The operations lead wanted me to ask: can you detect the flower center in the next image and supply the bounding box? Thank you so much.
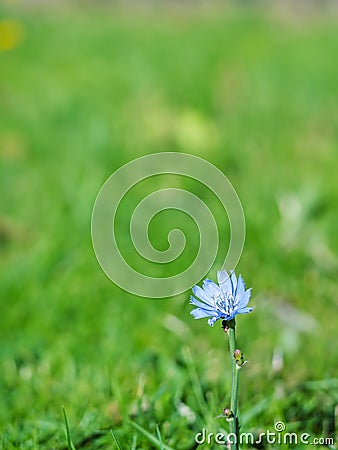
[214,292,235,316]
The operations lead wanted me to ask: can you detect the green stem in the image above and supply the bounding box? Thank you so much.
[228,320,239,450]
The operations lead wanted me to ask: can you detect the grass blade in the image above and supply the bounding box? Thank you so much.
[62,406,77,450]
[131,433,137,450]
[182,347,209,418]
[110,429,123,450]
[129,421,175,450]
[155,424,164,450]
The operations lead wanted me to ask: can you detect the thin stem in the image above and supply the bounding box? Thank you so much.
[228,320,239,450]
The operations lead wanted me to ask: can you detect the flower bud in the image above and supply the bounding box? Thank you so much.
[222,408,234,420]
[234,349,242,359]
[234,349,244,367]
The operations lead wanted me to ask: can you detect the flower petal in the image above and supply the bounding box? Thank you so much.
[192,285,214,306]
[236,306,254,315]
[236,288,252,309]
[208,316,218,326]
[230,271,237,294]
[190,307,212,319]
[190,296,216,313]
[217,270,232,294]
[235,274,246,296]
[202,279,221,299]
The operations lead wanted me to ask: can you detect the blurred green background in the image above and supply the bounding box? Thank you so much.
[0,1,337,449]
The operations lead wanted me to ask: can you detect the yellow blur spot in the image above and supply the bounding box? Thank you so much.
[0,19,24,51]
[174,109,220,154]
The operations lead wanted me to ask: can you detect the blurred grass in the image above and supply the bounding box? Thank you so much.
[0,2,337,449]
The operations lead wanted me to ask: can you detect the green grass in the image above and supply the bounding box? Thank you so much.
[0,2,337,449]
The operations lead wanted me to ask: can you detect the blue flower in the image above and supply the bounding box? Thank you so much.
[190,270,253,326]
